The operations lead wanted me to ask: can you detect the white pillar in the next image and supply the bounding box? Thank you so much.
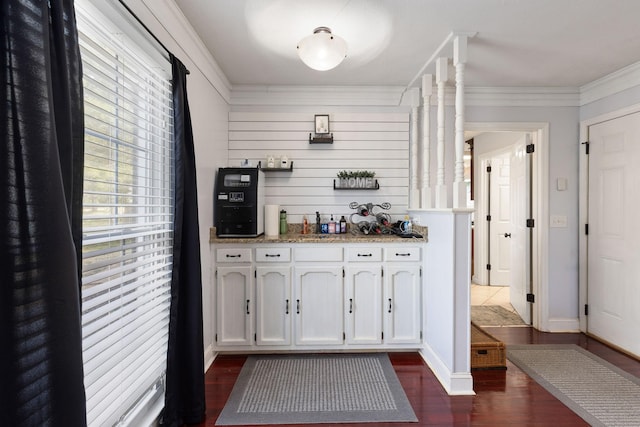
[453,36,467,208]
[421,74,433,209]
[435,57,448,209]
[409,88,421,208]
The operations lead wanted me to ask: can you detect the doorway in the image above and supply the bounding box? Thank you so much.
[466,122,549,330]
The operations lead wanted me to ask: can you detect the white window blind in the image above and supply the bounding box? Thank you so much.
[76,1,174,425]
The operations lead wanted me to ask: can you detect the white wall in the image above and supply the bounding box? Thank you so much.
[123,0,230,367]
[228,111,410,223]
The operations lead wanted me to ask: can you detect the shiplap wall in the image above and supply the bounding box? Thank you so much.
[228,111,410,224]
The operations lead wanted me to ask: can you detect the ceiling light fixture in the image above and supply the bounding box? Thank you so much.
[297,27,347,71]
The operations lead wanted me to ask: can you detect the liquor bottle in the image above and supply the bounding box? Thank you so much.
[358,205,369,216]
[375,212,390,226]
[358,222,370,235]
[340,216,347,233]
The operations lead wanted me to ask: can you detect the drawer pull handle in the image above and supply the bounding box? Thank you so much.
[226,254,242,258]
[357,253,372,257]
[285,299,289,315]
[265,253,281,257]
[349,298,353,313]
[395,252,411,257]
[388,298,392,313]
[296,299,300,314]
[246,299,250,315]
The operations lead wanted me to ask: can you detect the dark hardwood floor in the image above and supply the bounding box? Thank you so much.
[193,328,640,426]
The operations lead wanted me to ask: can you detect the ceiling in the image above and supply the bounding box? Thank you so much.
[174,0,640,89]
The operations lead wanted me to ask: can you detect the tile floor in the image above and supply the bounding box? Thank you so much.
[470,283,513,308]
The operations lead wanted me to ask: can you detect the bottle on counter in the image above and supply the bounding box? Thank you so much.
[340,215,347,233]
[315,211,321,234]
[328,215,336,234]
[302,215,309,234]
[358,222,370,235]
[375,212,391,226]
[358,205,369,216]
[279,210,287,234]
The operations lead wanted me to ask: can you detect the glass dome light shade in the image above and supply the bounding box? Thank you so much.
[297,27,347,71]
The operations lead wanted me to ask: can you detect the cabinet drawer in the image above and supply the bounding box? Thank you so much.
[216,247,252,263]
[347,247,382,262]
[385,247,421,262]
[294,246,343,262]
[256,247,291,262]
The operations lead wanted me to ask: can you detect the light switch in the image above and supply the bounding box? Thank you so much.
[550,215,567,228]
[557,178,567,191]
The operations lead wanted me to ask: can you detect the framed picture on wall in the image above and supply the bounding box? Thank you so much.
[315,114,330,134]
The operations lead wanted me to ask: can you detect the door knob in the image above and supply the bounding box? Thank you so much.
[504,233,512,238]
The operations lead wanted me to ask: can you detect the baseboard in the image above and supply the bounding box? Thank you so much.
[545,317,580,333]
[204,343,216,372]
[419,345,475,396]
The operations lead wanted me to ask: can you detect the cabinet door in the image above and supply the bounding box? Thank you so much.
[345,265,383,345]
[294,266,344,345]
[216,265,253,346]
[384,264,422,344]
[255,266,291,346]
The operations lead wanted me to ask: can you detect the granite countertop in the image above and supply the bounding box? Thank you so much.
[210,225,427,244]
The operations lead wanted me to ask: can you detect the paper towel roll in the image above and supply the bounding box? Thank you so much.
[264,204,280,237]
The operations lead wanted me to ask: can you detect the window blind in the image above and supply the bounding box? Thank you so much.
[76,1,174,425]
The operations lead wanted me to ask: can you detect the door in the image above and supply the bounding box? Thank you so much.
[216,265,253,346]
[489,153,511,285]
[587,113,640,357]
[345,265,383,345]
[384,264,422,344]
[509,135,531,323]
[294,266,344,345]
[255,266,291,346]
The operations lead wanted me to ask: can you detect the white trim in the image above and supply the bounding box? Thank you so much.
[466,122,549,331]
[578,102,640,333]
[545,317,581,333]
[230,85,407,106]
[466,87,580,107]
[419,346,475,396]
[580,60,640,106]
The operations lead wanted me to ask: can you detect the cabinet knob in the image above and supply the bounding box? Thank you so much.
[226,254,241,258]
[285,299,289,315]
[395,253,410,257]
[349,298,353,313]
[388,298,392,313]
[246,299,250,315]
[357,253,372,257]
[296,299,300,314]
[266,253,281,257]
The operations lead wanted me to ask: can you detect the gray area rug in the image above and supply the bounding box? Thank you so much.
[507,344,640,426]
[215,353,418,425]
[471,305,526,326]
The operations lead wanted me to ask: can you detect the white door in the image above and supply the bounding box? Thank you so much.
[294,266,344,345]
[383,264,422,344]
[489,153,511,285]
[587,113,640,357]
[345,265,383,345]
[255,266,291,346]
[216,265,253,346]
[509,135,531,323]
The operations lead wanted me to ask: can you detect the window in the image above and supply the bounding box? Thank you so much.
[76,1,174,425]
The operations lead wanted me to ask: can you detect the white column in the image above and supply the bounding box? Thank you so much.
[421,74,433,208]
[453,36,468,208]
[435,57,448,208]
[409,88,421,208]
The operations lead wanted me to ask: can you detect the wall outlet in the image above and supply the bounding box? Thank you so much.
[550,215,568,228]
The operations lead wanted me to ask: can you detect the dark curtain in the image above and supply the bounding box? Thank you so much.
[161,55,206,427]
[1,1,86,427]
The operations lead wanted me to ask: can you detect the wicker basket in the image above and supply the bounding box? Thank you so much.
[471,322,507,370]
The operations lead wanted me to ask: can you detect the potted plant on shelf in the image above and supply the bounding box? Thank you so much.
[337,170,376,188]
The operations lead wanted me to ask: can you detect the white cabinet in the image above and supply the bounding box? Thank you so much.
[294,246,344,345]
[255,247,291,346]
[345,248,383,345]
[384,247,422,344]
[213,242,423,351]
[216,265,253,346]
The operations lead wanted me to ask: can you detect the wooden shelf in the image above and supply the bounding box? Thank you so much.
[333,179,379,190]
[258,161,293,171]
[309,133,333,144]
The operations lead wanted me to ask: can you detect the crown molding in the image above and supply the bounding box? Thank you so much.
[230,85,409,107]
[137,0,232,102]
[580,60,640,106]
